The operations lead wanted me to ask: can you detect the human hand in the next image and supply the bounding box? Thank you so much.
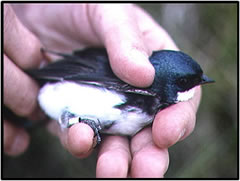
[12,4,202,177]
[3,4,46,156]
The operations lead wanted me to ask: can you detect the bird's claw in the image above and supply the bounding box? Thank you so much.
[78,118,102,146]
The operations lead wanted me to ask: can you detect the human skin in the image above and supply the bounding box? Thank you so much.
[4,4,201,177]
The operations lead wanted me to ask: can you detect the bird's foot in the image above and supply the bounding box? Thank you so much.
[59,110,102,146]
[78,118,102,146]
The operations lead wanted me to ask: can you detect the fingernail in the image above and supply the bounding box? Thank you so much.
[130,48,151,67]
[177,128,186,141]
[130,48,149,59]
[39,59,48,68]
[10,130,29,155]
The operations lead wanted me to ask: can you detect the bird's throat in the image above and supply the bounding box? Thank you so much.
[176,87,195,102]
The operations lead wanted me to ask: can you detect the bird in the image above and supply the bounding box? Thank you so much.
[26,48,214,144]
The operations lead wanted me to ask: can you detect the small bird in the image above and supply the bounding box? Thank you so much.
[26,48,214,144]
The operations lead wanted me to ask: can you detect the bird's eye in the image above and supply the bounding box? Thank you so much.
[177,77,189,88]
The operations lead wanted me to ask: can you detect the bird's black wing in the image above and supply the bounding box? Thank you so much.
[26,48,156,96]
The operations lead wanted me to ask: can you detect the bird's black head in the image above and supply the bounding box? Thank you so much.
[149,50,214,104]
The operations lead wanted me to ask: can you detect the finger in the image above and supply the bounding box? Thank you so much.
[48,122,94,158]
[67,123,94,158]
[178,86,202,141]
[96,136,131,178]
[4,4,43,69]
[152,86,202,148]
[130,127,169,178]
[4,120,30,156]
[133,5,179,51]
[4,55,43,119]
[12,4,99,52]
[87,4,155,87]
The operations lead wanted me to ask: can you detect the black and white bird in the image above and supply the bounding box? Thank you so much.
[26,48,214,144]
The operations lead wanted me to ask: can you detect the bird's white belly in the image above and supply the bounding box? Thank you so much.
[38,81,153,136]
[102,108,153,136]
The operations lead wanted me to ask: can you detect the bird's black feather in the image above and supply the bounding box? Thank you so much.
[26,48,156,96]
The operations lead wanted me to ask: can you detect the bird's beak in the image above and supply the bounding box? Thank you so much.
[200,74,215,85]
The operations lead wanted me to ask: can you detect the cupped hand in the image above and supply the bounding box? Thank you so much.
[11,4,202,177]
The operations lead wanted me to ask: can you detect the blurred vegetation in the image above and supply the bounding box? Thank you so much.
[3,3,238,178]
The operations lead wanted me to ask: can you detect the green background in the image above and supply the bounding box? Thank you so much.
[3,3,238,178]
